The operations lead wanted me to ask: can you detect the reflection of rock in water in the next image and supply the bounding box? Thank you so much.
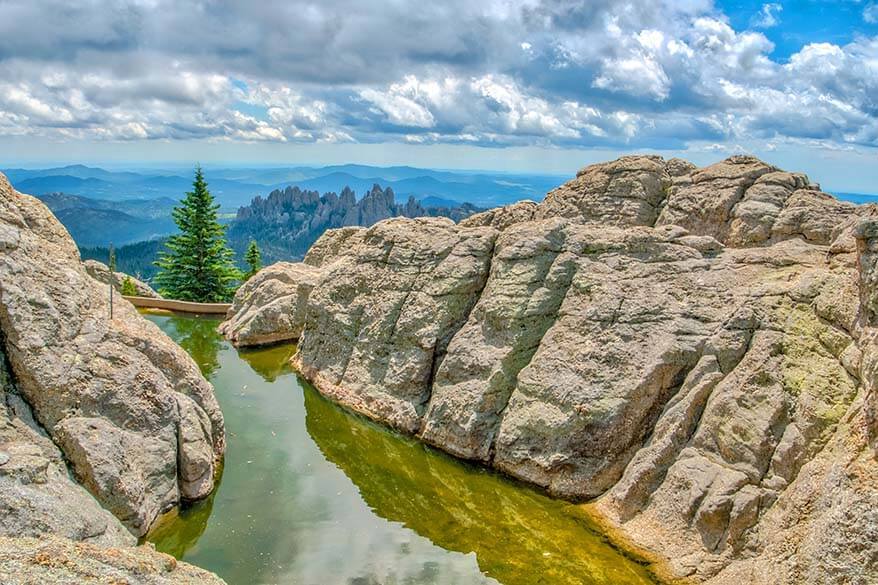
[238,343,296,382]
[301,378,657,585]
[145,465,222,558]
[162,314,226,378]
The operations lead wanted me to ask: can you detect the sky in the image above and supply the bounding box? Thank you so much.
[1,0,877,191]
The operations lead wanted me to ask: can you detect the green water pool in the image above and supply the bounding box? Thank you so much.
[143,311,658,585]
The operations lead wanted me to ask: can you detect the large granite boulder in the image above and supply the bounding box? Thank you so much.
[219,261,323,346]
[231,155,876,584]
[0,174,225,538]
[82,259,161,298]
[293,217,497,433]
[219,226,367,347]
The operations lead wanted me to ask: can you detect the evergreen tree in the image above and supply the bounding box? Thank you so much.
[154,166,240,302]
[120,275,137,296]
[244,240,262,280]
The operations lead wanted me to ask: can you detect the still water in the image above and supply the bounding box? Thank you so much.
[144,312,658,585]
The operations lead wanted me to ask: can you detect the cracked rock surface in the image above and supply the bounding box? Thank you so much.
[0,172,225,583]
[0,536,226,584]
[226,155,878,584]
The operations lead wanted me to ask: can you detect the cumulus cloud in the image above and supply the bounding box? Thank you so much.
[0,0,875,152]
[866,3,878,24]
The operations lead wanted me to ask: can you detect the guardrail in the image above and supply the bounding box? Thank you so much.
[123,295,231,315]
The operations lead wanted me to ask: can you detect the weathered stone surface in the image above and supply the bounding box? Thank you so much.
[459,200,538,231]
[219,262,323,346]
[0,175,224,537]
[0,346,134,547]
[82,259,161,298]
[293,217,496,433]
[235,155,876,584]
[303,226,365,267]
[0,536,227,584]
[534,155,671,226]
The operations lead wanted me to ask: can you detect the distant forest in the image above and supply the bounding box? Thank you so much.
[80,239,167,282]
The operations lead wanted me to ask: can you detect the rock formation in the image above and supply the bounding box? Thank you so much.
[0,343,133,547]
[83,258,161,298]
[218,261,322,346]
[0,173,227,582]
[223,155,878,584]
[227,183,480,263]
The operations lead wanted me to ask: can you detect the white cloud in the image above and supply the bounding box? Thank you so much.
[865,3,878,24]
[593,52,671,100]
[0,0,874,153]
[750,3,782,29]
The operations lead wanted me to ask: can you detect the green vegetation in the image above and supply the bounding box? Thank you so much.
[154,167,240,302]
[244,239,262,280]
[120,275,137,296]
[81,239,166,283]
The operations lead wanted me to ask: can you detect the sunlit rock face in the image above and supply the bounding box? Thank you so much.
[219,262,323,347]
[230,155,878,584]
[0,174,224,538]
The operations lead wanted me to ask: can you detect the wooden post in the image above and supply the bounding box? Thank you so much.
[109,243,114,320]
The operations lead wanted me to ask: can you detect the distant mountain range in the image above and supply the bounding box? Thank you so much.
[37,193,177,247]
[228,184,481,263]
[5,163,563,210]
[47,181,483,279]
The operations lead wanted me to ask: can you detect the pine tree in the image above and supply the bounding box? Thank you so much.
[121,275,137,296]
[244,240,262,280]
[154,166,241,302]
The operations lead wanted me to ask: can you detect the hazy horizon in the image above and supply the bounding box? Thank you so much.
[1,1,877,193]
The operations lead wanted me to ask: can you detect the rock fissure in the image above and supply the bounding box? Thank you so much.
[220,155,877,585]
[0,177,225,544]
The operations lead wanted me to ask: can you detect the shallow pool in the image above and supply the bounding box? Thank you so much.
[144,312,657,585]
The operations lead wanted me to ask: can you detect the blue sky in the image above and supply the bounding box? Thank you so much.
[1,0,877,192]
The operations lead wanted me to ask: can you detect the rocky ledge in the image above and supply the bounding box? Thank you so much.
[0,174,225,582]
[83,258,162,298]
[222,155,878,584]
[0,536,225,585]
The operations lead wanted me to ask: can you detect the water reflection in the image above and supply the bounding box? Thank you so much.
[238,343,297,382]
[303,382,655,585]
[146,470,220,557]
[144,312,657,585]
[148,311,225,377]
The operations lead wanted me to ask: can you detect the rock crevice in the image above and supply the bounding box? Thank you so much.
[0,174,225,539]
[221,155,877,584]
